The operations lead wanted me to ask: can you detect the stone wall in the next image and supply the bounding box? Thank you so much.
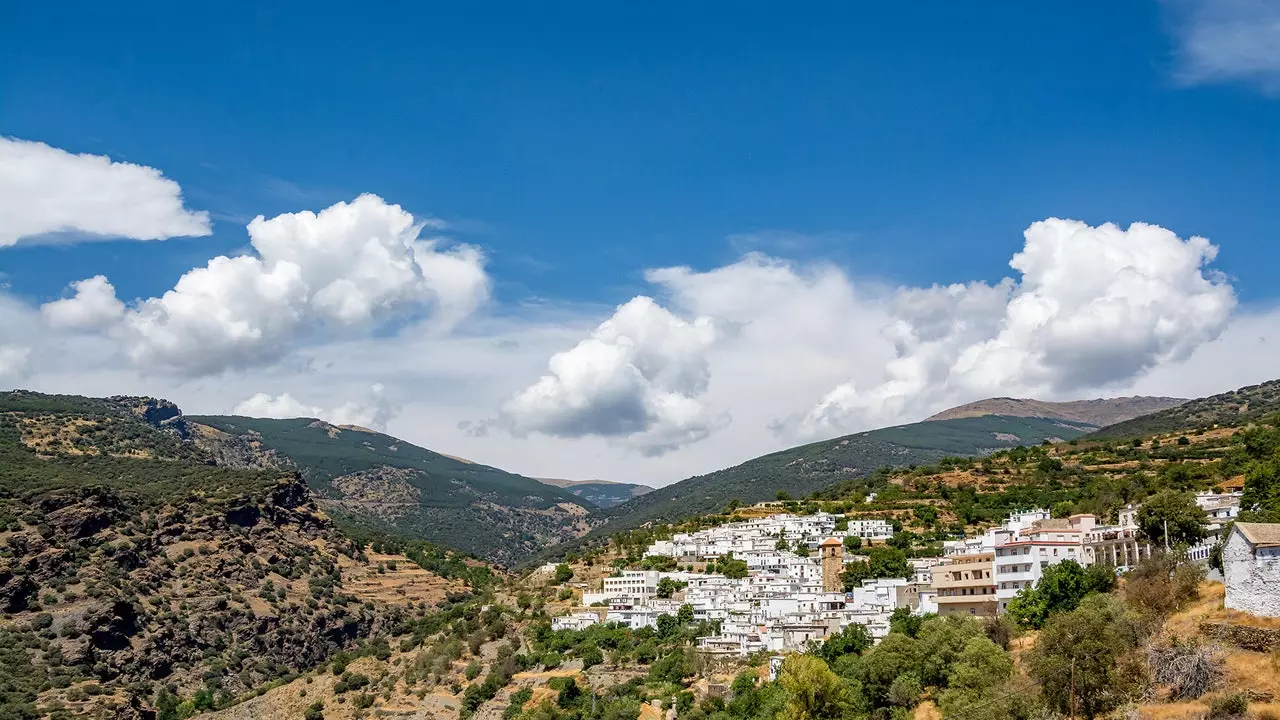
[1199,621,1280,653]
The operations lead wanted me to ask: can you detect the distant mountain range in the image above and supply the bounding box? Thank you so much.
[533,477,653,508]
[186,415,594,566]
[578,394,1189,542]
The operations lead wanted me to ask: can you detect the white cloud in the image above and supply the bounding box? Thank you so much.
[233,383,396,430]
[0,137,211,246]
[1166,0,1280,92]
[0,345,30,388]
[44,194,491,376]
[791,218,1235,438]
[499,296,723,456]
[41,276,127,330]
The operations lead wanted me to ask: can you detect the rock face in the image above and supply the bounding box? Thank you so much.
[0,473,438,716]
[108,395,192,439]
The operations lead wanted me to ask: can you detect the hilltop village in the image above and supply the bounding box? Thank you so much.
[547,488,1254,656]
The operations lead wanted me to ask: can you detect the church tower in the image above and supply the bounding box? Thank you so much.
[820,537,844,592]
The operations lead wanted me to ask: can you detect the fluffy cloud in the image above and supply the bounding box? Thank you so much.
[0,137,210,246]
[41,276,127,330]
[1166,0,1280,92]
[499,296,723,456]
[44,194,491,376]
[233,383,396,430]
[792,219,1236,437]
[0,345,30,387]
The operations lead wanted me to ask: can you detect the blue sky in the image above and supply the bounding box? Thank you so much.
[2,1,1278,484]
[4,1,1277,306]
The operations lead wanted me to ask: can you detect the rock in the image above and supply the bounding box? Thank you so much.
[83,600,141,651]
[0,569,38,613]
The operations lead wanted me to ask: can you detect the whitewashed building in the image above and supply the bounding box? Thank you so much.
[1223,522,1280,617]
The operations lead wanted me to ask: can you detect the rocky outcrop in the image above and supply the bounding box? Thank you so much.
[108,395,191,440]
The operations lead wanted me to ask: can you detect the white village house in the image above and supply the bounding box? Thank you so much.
[1223,522,1280,617]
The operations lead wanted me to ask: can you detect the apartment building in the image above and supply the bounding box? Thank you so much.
[993,540,1085,610]
[933,552,997,616]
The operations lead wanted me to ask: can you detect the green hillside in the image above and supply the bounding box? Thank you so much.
[593,414,1095,534]
[188,415,594,565]
[1089,378,1280,440]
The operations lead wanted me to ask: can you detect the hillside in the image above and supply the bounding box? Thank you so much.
[533,478,653,508]
[925,395,1185,425]
[186,415,596,567]
[1089,378,1280,440]
[590,415,1096,537]
[0,391,483,719]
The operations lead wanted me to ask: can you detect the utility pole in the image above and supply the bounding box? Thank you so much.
[1164,518,1171,553]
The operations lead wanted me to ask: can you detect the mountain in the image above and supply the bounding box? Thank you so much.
[186,415,595,566]
[925,395,1185,426]
[591,414,1097,536]
[1089,378,1280,439]
[533,477,653,508]
[0,391,478,718]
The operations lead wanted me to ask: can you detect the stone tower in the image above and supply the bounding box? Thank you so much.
[820,537,844,593]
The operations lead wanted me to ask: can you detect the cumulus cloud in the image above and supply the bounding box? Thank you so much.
[233,383,397,430]
[0,345,30,387]
[41,276,127,330]
[499,296,723,456]
[1165,0,1280,92]
[44,194,491,376]
[790,218,1236,438]
[0,137,211,246]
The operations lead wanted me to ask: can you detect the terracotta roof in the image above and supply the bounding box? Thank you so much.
[819,538,842,547]
[1234,522,1280,548]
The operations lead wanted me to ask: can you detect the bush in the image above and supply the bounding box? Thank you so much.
[303,700,324,720]
[1207,692,1248,719]
[1146,638,1224,699]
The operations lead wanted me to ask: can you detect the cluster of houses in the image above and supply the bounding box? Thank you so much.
[549,492,1279,656]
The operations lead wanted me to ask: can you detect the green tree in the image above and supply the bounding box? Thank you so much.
[1005,559,1116,629]
[719,557,749,579]
[1027,594,1144,719]
[812,623,871,663]
[778,655,849,720]
[776,537,791,551]
[1240,426,1280,521]
[842,535,862,551]
[1136,491,1207,548]
[841,547,910,590]
[677,603,695,625]
[553,563,575,584]
[656,577,686,599]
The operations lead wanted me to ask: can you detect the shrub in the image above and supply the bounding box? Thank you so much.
[1146,638,1224,699]
[303,701,324,720]
[1207,693,1248,719]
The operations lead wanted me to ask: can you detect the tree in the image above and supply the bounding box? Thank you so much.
[303,701,324,720]
[777,490,793,501]
[656,613,680,639]
[719,557,749,579]
[841,547,910,590]
[775,537,790,552]
[553,564,574,584]
[888,607,929,638]
[812,623,870,663]
[778,655,849,720]
[1027,594,1144,719]
[656,577,686,599]
[842,535,862,551]
[1240,426,1280,521]
[677,603,694,625]
[1136,491,1207,549]
[1004,559,1116,629]
[913,505,938,525]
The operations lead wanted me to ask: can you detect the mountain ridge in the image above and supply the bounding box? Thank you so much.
[925,395,1186,425]
[185,415,596,566]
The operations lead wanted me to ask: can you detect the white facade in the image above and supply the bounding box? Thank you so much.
[1223,523,1280,618]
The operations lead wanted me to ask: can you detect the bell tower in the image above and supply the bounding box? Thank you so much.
[820,538,844,592]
